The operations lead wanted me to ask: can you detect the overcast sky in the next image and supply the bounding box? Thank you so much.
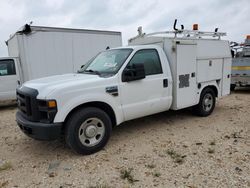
[0,0,249,56]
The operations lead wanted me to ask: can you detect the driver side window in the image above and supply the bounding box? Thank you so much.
[127,49,162,76]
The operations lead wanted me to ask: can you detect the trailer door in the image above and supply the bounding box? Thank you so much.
[175,43,197,109]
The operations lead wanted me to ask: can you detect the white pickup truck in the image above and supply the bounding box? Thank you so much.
[16,23,231,154]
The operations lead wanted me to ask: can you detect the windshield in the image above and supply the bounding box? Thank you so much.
[79,49,133,76]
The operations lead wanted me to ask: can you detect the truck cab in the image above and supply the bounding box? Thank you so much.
[16,25,231,155]
[0,57,20,105]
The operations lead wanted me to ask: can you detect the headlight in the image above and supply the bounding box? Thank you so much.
[38,99,57,123]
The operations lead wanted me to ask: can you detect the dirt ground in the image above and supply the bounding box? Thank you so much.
[0,89,249,188]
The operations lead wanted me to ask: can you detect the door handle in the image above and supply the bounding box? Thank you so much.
[163,79,168,88]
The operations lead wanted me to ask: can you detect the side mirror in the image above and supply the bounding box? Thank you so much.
[122,63,145,82]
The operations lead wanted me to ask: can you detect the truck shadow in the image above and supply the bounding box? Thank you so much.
[0,104,17,111]
[113,108,194,134]
[23,108,195,158]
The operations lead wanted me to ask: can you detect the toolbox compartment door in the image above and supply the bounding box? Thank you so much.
[175,43,198,109]
[222,58,232,96]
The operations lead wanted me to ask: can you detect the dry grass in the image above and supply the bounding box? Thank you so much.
[120,168,139,184]
[166,149,186,164]
[88,183,111,188]
[145,163,156,169]
[0,161,12,172]
[0,181,9,188]
[208,148,215,154]
[209,140,216,146]
[153,172,161,177]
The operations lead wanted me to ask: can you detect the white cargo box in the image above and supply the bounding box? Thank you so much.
[7,25,122,82]
[129,31,231,110]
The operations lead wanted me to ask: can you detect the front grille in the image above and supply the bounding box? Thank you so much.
[16,86,57,123]
[16,86,39,121]
[17,92,32,115]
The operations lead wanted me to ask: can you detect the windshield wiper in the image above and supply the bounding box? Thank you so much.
[83,69,100,75]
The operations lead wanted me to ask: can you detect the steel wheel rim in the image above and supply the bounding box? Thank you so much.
[78,117,105,147]
[202,93,213,112]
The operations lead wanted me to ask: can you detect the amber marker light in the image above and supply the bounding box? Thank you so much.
[193,24,199,31]
[47,100,57,108]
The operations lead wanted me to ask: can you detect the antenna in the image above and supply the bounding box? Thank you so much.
[138,26,143,36]
[173,19,178,31]
[22,24,31,35]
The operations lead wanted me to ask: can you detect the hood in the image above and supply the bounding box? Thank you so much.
[23,73,102,98]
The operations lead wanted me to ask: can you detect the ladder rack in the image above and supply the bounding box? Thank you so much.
[129,27,227,43]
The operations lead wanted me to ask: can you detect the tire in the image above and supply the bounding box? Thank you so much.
[193,87,216,117]
[65,107,112,155]
[230,84,236,91]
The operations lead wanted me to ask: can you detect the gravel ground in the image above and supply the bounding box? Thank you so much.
[0,89,249,188]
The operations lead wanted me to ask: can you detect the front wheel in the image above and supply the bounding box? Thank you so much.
[65,107,112,155]
[193,87,216,117]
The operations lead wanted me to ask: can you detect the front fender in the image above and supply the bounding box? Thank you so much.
[53,93,124,125]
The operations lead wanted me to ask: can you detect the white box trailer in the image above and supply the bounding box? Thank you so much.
[0,25,122,104]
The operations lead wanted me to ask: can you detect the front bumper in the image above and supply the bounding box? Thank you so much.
[16,111,62,140]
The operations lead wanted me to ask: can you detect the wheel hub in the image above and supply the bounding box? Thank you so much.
[203,93,213,111]
[204,98,210,105]
[85,125,97,138]
[78,117,105,147]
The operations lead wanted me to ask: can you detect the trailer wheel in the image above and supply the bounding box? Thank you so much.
[65,107,112,155]
[230,84,236,91]
[193,87,216,117]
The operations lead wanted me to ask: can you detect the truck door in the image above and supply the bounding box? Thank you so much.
[175,43,197,109]
[0,58,19,101]
[119,48,172,121]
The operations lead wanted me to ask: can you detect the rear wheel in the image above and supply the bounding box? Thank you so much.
[193,87,216,117]
[230,84,236,91]
[65,107,112,155]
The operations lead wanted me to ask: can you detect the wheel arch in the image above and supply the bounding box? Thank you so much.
[202,85,218,97]
[63,101,117,129]
[193,84,218,117]
[200,84,219,98]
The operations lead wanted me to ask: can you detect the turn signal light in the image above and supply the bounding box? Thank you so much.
[47,100,57,108]
[193,24,199,30]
